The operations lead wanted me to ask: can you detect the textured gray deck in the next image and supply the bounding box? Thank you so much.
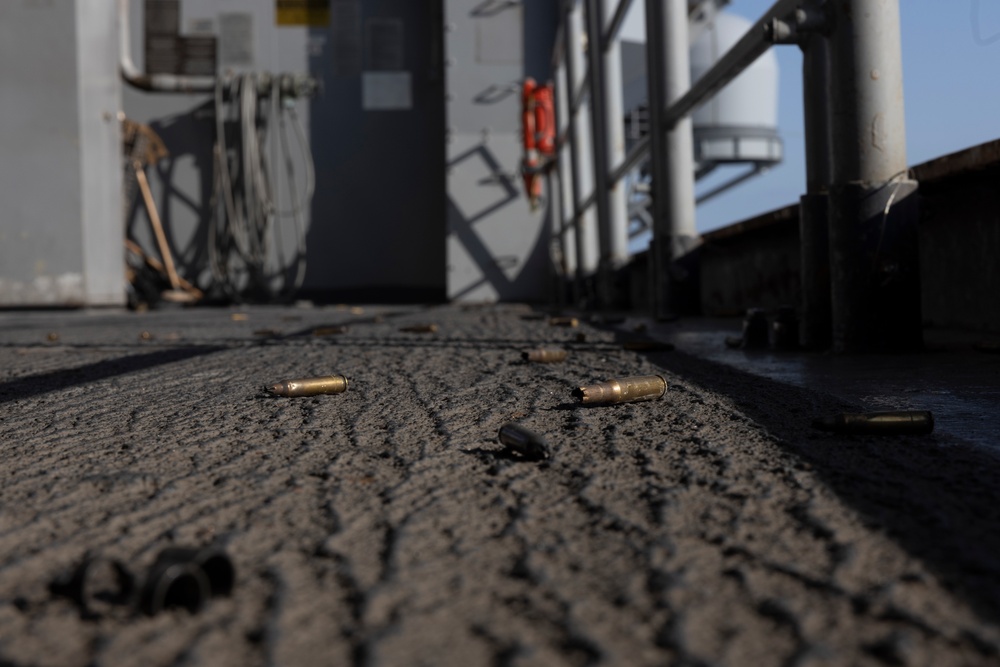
[1,304,998,666]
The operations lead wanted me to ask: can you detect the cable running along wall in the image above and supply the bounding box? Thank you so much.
[210,73,315,301]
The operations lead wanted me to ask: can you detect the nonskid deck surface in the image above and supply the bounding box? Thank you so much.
[0,303,998,666]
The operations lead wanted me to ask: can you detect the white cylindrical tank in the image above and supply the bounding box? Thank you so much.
[689,11,782,165]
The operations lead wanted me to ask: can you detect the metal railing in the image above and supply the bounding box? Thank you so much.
[548,0,921,352]
[551,0,803,308]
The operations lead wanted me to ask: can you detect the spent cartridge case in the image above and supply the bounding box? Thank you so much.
[497,423,549,460]
[400,324,438,333]
[267,375,348,397]
[812,410,934,435]
[522,348,568,363]
[548,317,579,327]
[573,375,667,405]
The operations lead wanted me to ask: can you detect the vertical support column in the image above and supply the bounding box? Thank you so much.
[545,168,568,305]
[553,56,578,290]
[644,0,698,319]
[584,0,614,307]
[827,0,921,352]
[602,0,630,300]
[561,1,585,302]
[798,21,833,349]
[566,1,600,301]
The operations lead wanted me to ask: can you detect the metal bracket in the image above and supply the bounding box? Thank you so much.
[764,5,830,45]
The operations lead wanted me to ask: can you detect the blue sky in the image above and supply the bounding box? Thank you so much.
[621,0,1000,234]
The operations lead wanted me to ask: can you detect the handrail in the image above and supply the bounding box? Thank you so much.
[555,0,799,212]
[664,0,799,128]
[611,135,650,185]
[602,0,635,48]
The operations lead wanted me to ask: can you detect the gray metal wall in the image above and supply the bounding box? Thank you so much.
[0,0,123,306]
[124,0,446,301]
[1,0,559,305]
[444,0,558,302]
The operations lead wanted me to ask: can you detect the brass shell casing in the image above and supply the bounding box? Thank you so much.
[400,324,438,333]
[522,348,568,363]
[497,423,549,460]
[267,375,349,397]
[573,375,667,405]
[548,317,579,327]
[812,410,934,435]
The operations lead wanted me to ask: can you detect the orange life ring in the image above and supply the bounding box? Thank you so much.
[521,78,556,209]
[533,83,555,157]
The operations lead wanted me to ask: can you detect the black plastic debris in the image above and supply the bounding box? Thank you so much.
[49,556,135,619]
[153,546,235,597]
[141,556,210,616]
[140,545,235,615]
[497,423,550,461]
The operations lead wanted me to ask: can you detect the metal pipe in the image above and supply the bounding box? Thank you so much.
[645,0,698,317]
[555,129,570,150]
[826,0,921,352]
[573,192,597,227]
[611,134,650,184]
[828,0,908,185]
[802,33,832,193]
[602,14,630,274]
[562,2,590,299]
[643,0,667,316]
[798,16,833,349]
[567,3,600,287]
[118,0,215,92]
[571,70,591,113]
[585,0,616,306]
[551,23,565,70]
[602,0,635,47]
[554,60,579,280]
[664,0,800,130]
[695,164,767,205]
